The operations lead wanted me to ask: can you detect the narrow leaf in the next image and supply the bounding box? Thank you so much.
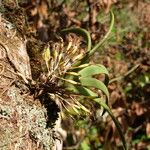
[42,47,51,70]
[90,11,115,55]
[70,63,90,70]
[65,72,80,76]
[42,47,51,62]
[79,77,109,99]
[78,64,109,77]
[93,98,127,150]
[66,85,98,97]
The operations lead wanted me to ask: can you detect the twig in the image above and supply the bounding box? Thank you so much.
[110,64,140,83]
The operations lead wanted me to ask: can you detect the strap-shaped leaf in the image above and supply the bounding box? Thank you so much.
[65,72,80,76]
[78,64,109,77]
[79,77,109,99]
[93,98,127,150]
[42,47,51,71]
[66,84,98,97]
[89,11,115,56]
[65,85,126,149]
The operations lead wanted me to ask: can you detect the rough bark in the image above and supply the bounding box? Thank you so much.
[0,16,60,150]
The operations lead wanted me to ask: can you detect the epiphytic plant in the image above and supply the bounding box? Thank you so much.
[41,11,126,150]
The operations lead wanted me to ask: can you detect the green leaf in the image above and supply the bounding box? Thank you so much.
[93,98,127,150]
[67,106,80,115]
[65,71,80,76]
[79,77,109,99]
[60,77,80,85]
[80,139,90,150]
[90,11,115,55]
[78,64,109,77]
[66,85,98,97]
[42,47,51,62]
[42,47,51,70]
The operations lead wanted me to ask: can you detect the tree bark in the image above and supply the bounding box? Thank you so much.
[0,16,61,150]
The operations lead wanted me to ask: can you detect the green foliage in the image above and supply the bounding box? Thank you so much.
[78,64,109,77]
[61,12,126,150]
[79,77,109,99]
[80,139,91,150]
[139,73,150,87]
[42,10,126,150]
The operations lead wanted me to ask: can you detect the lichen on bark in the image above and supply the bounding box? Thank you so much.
[0,16,58,150]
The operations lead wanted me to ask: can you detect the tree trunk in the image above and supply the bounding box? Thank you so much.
[0,16,61,150]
